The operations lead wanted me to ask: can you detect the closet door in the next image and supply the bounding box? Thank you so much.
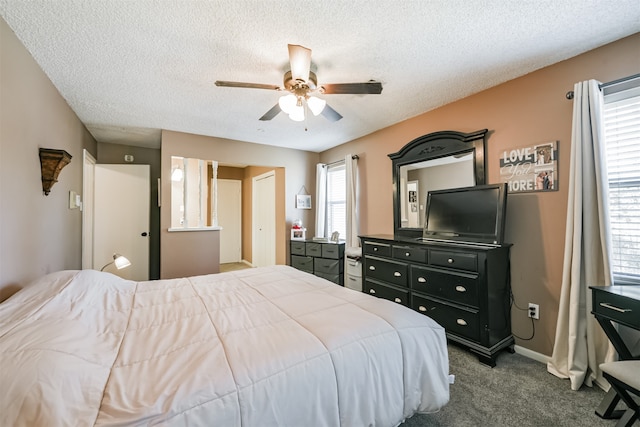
[252,171,275,267]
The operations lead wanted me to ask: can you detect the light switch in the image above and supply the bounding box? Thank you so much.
[69,190,81,209]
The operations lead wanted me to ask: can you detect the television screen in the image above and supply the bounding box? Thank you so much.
[423,183,508,244]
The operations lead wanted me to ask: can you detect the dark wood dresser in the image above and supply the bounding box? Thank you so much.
[360,234,513,366]
[290,240,345,285]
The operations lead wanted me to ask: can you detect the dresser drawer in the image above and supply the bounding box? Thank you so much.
[345,274,362,291]
[363,241,392,257]
[411,265,480,308]
[392,245,427,264]
[305,242,322,257]
[314,258,343,275]
[364,279,409,306]
[430,249,478,272]
[322,243,344,259]
[412,294,480,342]
[346,258,362,278]
[291,255,314,273]
[364,256,408,287]
[316,272,343,285]
[290,241,306,255]
[592,288,640,330]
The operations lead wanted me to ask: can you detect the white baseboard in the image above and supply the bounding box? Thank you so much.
[514,345,550,364]
[241,259,255,268]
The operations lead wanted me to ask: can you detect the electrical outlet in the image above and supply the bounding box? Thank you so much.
[528,303,540,320]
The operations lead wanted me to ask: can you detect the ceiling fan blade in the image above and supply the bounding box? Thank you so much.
[288,44,311,83]
[215,80,280,91]
[321,82,383,95]
[321,103,343,122]
[259,103,281,121]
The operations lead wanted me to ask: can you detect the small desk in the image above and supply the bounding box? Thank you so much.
[590,285,640,419]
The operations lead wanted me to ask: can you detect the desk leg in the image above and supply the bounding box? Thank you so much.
[595,388,625,419]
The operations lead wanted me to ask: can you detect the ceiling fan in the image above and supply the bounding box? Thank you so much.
[215,44,383,122]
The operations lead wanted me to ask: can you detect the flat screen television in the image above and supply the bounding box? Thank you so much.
[422,183,508,245]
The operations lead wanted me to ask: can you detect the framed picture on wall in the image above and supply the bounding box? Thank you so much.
[296,194,312,209]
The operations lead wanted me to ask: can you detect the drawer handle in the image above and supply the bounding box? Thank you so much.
[447,258,454,264]
[394,297,402,303]
[417,277,427,283]
[418,306,427,312]
[405,252,411,257]
[369,289,376,294]
[394,271,402,277]
[456,318,468,326]
[599,302,632,313]
[373,247,378,251]
[455,285,467,293]
[369,266,376,271]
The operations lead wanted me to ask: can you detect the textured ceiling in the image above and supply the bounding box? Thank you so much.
[1,1,639,152]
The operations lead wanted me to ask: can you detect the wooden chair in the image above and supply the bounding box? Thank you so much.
[600,360,640,427]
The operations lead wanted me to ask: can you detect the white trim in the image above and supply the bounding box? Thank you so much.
[514,345,550,364]
[168,226,222,232]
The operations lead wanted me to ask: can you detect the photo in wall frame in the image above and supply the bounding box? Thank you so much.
[499,141,558,193]
[296,194,312,209]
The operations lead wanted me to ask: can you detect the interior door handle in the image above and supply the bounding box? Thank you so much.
[141,232,148,236]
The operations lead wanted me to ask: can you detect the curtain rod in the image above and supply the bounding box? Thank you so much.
[565,73,640,100]
[323,155,359,167]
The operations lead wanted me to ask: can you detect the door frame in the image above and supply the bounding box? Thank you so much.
[82,149,96,269]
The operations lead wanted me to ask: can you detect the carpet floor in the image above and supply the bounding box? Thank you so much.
[400,344,620,427]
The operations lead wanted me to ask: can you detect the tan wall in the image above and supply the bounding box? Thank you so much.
[0,18,97,300]
[319,33,640,357]
[160,130,318,278]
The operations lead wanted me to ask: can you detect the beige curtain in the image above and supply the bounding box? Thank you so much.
[547,80,615,390]
[345,154,359,249]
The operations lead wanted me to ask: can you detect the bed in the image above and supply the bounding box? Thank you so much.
[0,265,449,426]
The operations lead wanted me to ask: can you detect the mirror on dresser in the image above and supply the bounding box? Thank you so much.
[388,129,488,239]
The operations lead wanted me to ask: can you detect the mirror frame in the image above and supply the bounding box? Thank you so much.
[388,129,488,239]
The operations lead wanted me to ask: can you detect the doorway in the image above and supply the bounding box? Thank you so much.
[218,179,242,264]
[252,171,276,267]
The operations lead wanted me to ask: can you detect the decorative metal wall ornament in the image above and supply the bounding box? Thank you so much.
[39,148,72,195]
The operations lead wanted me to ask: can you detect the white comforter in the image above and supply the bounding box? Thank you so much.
[0,265,449,426]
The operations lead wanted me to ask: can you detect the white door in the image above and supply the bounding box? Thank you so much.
[218,179,242,263]
[94,164,150,280]
[252,171,276,267]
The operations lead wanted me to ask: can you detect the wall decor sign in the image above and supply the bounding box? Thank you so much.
[499,141,558,193]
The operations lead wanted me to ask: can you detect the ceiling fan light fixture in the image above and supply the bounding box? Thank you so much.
[289,105,305,121]
[278,94,297,114]
[307,96,326,116]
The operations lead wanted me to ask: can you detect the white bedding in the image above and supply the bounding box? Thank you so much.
[0,265,449,426]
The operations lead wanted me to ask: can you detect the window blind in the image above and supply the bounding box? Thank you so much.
[603,86,640,283]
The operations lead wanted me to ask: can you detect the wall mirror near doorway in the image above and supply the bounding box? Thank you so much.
[170,156,219,230]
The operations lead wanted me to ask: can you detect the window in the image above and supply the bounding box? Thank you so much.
[603,82,640,284]
[326,162,346,239]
